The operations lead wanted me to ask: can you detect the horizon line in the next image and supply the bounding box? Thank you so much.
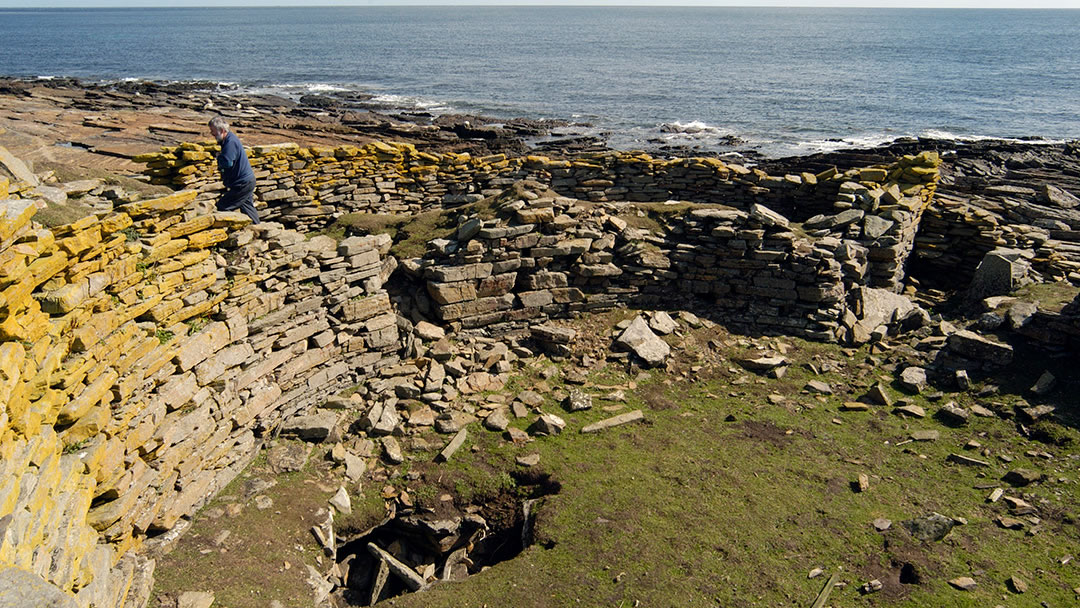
[2,2,1079,10]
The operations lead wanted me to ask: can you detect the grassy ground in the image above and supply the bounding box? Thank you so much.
[387,323,1079,608]
[150,311,1079,608]
[30,161,173,227]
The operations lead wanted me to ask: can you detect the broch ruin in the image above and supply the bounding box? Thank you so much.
[2,117,1080,606]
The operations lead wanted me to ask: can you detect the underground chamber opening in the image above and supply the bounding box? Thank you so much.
[335,470,561,606]
[898,561,921,585]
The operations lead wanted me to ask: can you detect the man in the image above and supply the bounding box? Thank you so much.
[208,116,259,224]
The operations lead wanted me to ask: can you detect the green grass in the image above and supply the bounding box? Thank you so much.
[150,440,387,608]
[1010,281,1080,314]
[322,180,511,258]
[35,160,173,198]
[384,322,1080,608]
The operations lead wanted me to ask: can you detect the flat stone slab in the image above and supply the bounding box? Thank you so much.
[266,442,312,474]
[529,412,566,436]
[648,311,679,335]
[947,453,990,467]
[0,567,77,608]
[564,388,592,412]
[736,355,787,372]
[902,512,956,542]
[281,411,341,442]
[948,576,977,591]
[414,321,446,341]
[899,366,928,393]
[531,323,577,345]
[947,329,1014,366]
[1003,468,1043,486]
[581,410,644,434]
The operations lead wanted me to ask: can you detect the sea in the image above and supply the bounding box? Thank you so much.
[2,6,1079,158]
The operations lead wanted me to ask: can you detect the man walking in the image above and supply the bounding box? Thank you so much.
[208,116,259,224]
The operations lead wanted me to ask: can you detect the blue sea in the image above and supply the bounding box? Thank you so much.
[2,6,1079,157]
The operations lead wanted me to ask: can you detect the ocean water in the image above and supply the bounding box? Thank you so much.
[2,6,1079,157]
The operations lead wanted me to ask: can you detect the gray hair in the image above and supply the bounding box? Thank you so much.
[208,116,228,131]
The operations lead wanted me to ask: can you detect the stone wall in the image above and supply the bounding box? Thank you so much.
[0,193,399,607]
[137,141,900,224]
[402,152,937,345]
[912,191,1080,288]
[137,140,940,293]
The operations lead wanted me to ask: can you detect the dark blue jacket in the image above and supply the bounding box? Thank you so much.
[217,131,255,189]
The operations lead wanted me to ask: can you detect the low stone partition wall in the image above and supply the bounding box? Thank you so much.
[409,197,847,342]
[135,140,932,233]
[0,193,399,607]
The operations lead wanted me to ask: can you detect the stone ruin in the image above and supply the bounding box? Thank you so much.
[1,139,1079,607]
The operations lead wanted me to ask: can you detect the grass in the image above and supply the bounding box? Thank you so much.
[33,198,97,228]
[332,209,450,260]
[381,316,1080,608]
[28,161,174,227]
[35,160,173,198]
[1010,281,1080,314]
[615,201,700,233]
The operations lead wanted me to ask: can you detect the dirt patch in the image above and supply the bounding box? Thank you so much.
[638,384,678,410]
[737,420,794,449]
[151,446,348,608]
[853,533,939,601]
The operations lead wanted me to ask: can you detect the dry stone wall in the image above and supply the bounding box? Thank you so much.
[402,151,937,345]
[138,141,940,293]
[0,192,399,607]
[137,141,883,227]
[913,191,1080,287]
[410,198,849,342]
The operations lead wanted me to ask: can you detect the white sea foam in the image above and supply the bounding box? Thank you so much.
[257,82,352,93]
[658,120,735,137]
[369,93,452,113]
[303,83,350,93]
[920,129,1064,145]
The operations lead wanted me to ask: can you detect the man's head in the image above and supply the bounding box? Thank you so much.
[208,116,229,143]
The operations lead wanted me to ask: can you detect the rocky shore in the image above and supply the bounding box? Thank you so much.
[0,77,580,175]
[0,76,1070,168]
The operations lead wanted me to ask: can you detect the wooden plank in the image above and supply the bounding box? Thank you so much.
[366,542,426,591]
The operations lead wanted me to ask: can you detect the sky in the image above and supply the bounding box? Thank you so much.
[1,1,1078,8]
